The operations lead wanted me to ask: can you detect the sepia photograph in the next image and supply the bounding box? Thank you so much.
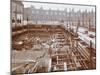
[11,0,96,74]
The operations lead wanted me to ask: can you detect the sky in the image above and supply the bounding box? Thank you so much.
[22,1,95,12]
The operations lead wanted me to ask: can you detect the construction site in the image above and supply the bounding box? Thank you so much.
[11,0,96,74]
[11,24,96,74]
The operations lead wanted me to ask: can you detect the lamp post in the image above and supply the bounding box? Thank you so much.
[14,5,17,28]
[47,38,55,58]
[27,16,30,37]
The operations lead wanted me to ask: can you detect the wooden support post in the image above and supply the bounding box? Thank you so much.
[64,62,67,71]
[48,58,52,72]
[57,56,58,65]
[54,66,57,71]
[89,40,93,69]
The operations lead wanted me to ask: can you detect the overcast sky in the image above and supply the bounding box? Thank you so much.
[22,1,95,12]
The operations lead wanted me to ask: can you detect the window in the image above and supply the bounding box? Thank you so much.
[63,13,66,15]
[54,12,57,15]
[32,11,34,14]
[46,11,48,15]
[50,12,53,15]
[59,12,62,15]
[36,10,39,14]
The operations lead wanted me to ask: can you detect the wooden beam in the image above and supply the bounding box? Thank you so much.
[12,64,25,72]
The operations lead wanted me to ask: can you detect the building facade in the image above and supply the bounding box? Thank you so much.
[24,5,95,28]
[12,0,24,27]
